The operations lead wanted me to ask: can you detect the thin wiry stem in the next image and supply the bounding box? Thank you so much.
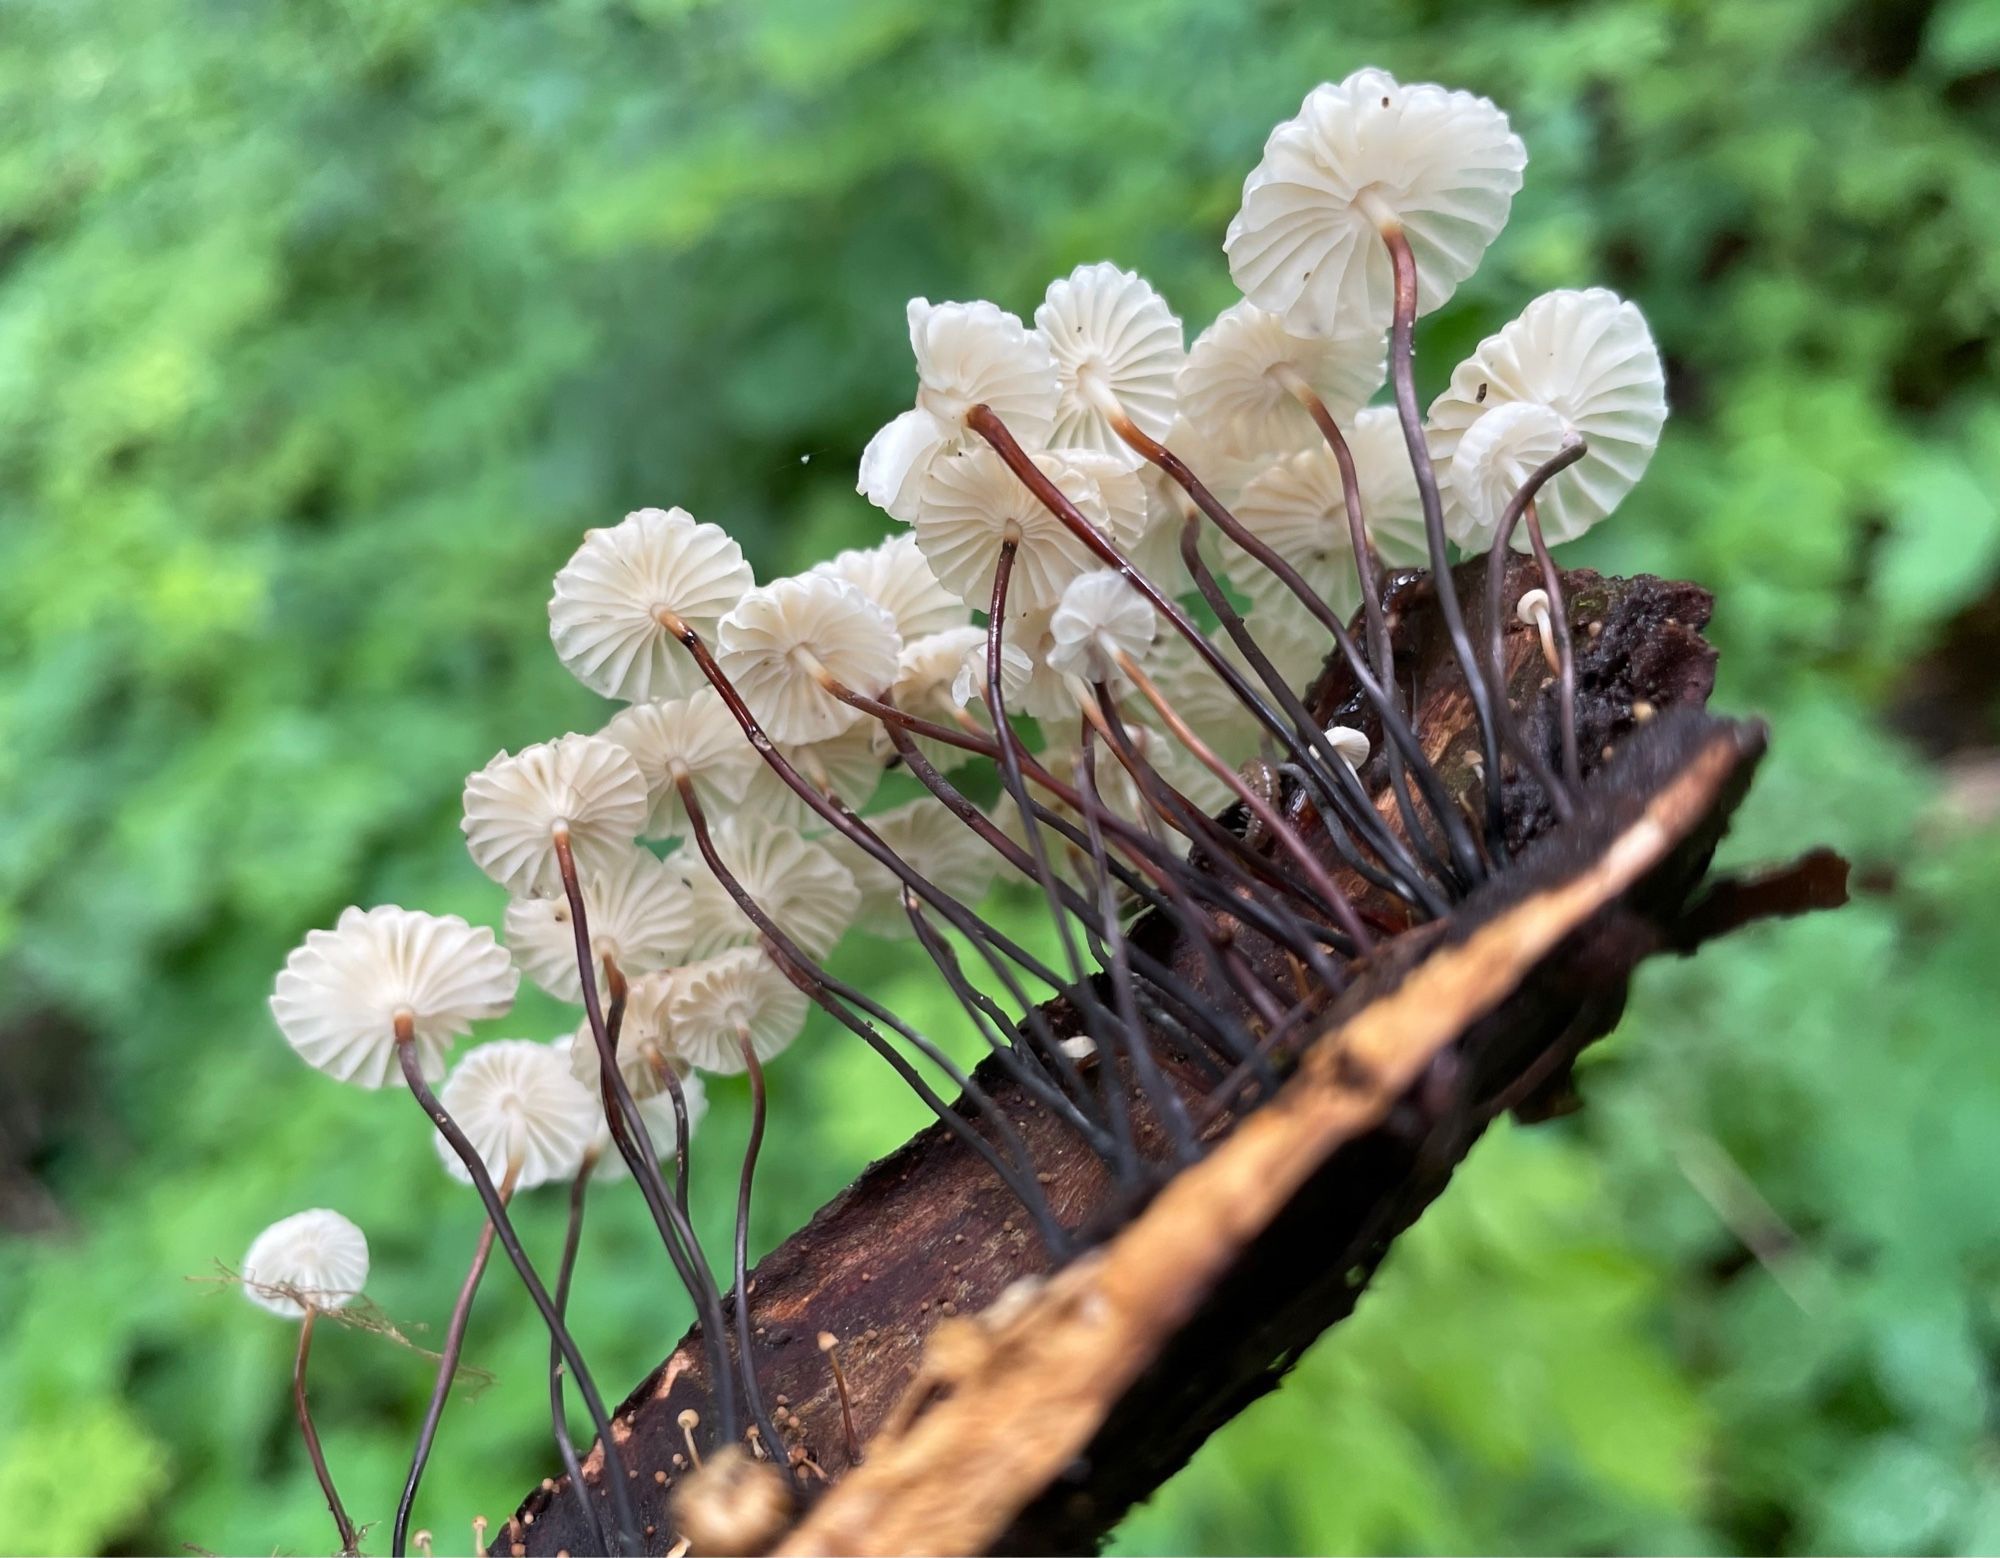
[883,721,1281,1087]
[1270,368,1460,885]
[969,404,1393,838]
[294,1307,359,1557]
[674,775,1071,1252]
[984,536,1142,1186]
[1373,212,1505,877]
[1076,718,1199,1163]
[1082,387,1470,899]
[730,1023,769,1474]
[553,834,743,1447]
[1483,441,1590,827]
[395,1031,642,1554]
[394,1160,519,1556]
[548,1155,609,1558]
[1523,503,1582,790]
[1176,516,1449,919]
[1116,647,1373,954]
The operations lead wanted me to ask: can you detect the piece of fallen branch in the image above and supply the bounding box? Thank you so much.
[497,565,1838,1557]
[779,712,1769,1556]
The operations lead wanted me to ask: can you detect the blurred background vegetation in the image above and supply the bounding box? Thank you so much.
[3,0,1998,1552]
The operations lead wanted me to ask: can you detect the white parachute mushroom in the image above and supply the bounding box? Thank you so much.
[662,948,811,1075]
[810,531,968,640]
[715,574,902,745]
[599,690,762,842]
[1178,301,1385,456]
[877,625,993,773]
[1033,262,1185,468]
[858,299,1059,522]
[503,845,696,1002]
[949,629,1050,719]
[241,1209,371,1318]
[270,906,518,1088]
[914,445,1104,613]
[548,506,754,702]
[1047,570,1160,686]
[681,818,860,960]
[1225,67,1527,333]
[1427,288,1668,551]
[461,734,649,897]
[432,1039,601,1191]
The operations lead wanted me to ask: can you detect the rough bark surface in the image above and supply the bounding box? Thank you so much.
[499,561,1830,1557]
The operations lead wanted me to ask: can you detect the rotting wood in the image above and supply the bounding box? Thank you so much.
[498,561,1841,1557]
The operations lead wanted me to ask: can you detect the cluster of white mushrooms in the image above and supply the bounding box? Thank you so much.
[238,67,1667,1557]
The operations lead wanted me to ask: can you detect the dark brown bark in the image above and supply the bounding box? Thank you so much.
[497,561,1838,1557]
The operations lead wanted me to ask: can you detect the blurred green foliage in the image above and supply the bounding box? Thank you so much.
[2,0,1997,1553]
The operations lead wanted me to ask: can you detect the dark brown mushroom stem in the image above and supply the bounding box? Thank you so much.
[394,1160,518,1556]
[969,402,1454,907]
[293,1306,358,1557]
[547,1155,608,1558]
[551,830,742,1448]
[731,1024,771,1458]
[1483,442,1590,823]
[671,774,1070,1252]
[1101,386,1470,891]
[1374,216,1509,872]
[394,1024,642,1553]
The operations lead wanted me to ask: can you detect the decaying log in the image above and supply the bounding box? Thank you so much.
[499,562,1842,1557]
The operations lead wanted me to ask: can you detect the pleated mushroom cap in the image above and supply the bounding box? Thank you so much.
[270,906,518,1088]
[1223,446,1366,623]
[1325,724,1372,770]
[1427,288,1667,551]
[549,507,753,702]
[599,689,761,842]
[503,845,696,1003]
[1226,68,1527,333]
[241,1209,370,1318]
[715,575,902,746]
[1034,262,1185,468]
[662,948,810,1075]
[859,299,1059,522]
[1047,570,1160,686]
[461,734,649,897]
[681,818,860,961]
[810,532,967,641]
[1178,301,1386,456]
[913,446,1104,614]
[1344,403,1430,568]
[432,1039,600,1191]
[876,625,993,774]
[746,727,886,831]
[948,630,1045,719]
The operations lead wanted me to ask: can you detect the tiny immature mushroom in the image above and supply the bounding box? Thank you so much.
[1517,587,1560,673]
[818,1331,863,1465]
